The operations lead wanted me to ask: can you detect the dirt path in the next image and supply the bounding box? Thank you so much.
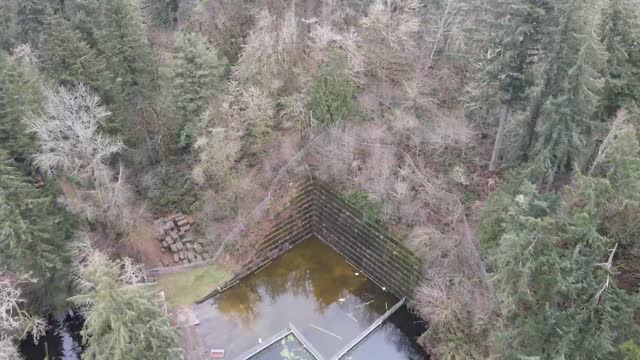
[117,219,164,268]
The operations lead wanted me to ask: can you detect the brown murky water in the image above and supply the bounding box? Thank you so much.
[193,238,426,359]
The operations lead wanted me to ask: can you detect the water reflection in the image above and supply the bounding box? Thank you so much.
[193,238,426,359]
[19,312,84,360]
[342,306,428,360]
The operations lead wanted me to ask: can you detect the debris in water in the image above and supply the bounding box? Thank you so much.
[354,300,374,309]
[309,323,342,340]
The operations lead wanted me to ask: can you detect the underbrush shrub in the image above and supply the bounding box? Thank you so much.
[210,0,254,65]
[344,189,384,225]
[138,160,198,213]
[476,188,511,254]
[415,276,489,360]
[310,53,355,127]
[620,340,640,359]
[236,86,277,165]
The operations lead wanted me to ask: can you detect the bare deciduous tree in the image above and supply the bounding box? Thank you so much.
[26,83,135,229]
[234,6,304,93]
[0,336,22,360]
[26,83,122,182]
[359,0,420,85]
[424,0,464,66]
[589,108,634,176]
[309,24,364,80]
[192,127,240,187]
[0,278,46,360]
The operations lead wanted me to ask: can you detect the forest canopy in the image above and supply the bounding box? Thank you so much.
[0,0,639,359]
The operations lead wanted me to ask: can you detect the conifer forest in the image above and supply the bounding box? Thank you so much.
[0,0,639,359]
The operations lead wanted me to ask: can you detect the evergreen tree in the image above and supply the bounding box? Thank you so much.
[597,0,640,120]
[310,53,355,127]
[39,15,112,99]
[142,0,179,28]
[486,180,639,359]
[64,0,101,46]
[16,0,51,48]
[608,127,640,202]
[524,0,606,186]
[483,0,550,171]
[70,249,181,360]
[0,153,73,311]
[0,0,18,51]
[0,53,41,166]
[94,0,155,103]
[171,32,225,149]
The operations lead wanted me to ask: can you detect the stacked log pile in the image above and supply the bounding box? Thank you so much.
[154,213,211,266]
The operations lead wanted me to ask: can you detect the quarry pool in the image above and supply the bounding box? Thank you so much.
[193,238,426,359]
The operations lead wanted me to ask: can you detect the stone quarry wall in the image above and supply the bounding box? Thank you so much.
[200,179,423,303]
[310,182,423,301]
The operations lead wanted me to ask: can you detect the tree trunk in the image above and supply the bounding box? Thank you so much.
[305,0,317,33]
[544,161,559,193]
[489,86,513,172]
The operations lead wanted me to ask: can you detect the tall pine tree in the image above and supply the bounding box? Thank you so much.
[485,178,639,359]
[484,0,550,171]
[597,0,640,120]
[70,249,181,360]
[94,0,155,103]
[523,0,606,187]
[16,0,51,48]
[171,32,225,149]
[0,153,73,311]
[0,0,18,51]
[39,15,112,99]
[141,0,179,28]
[0,52,41,167]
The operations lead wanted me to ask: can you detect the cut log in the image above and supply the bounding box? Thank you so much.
[194,243,203,254]
[161,255,171,266]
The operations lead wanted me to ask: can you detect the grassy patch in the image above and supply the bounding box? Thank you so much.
[157,265,230,308]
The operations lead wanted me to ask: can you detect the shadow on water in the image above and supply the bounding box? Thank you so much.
[193,238,428,359]
[342,305,428,360]
[19,312,84,360]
